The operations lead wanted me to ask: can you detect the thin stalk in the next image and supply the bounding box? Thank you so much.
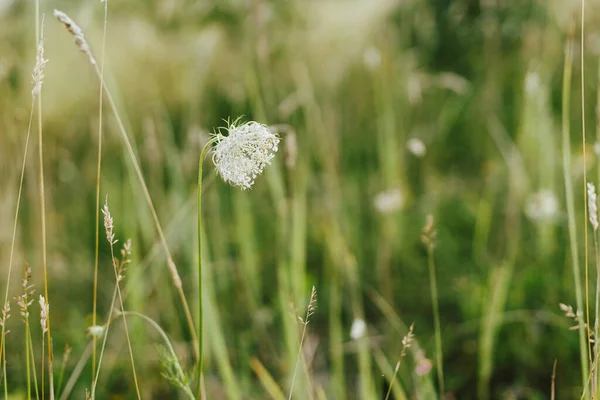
[196,139,217,399]
[551,359,557,400]
[28,334,40,400]
[55,345,70,399]
[427,245,444,395]
[96,67,198,361]
[384,362,400,400]
[91,284,118,397]
[597,40,600,191]
[41,324,45,400]
[26,322,31,400]
[288,287,317,400]
[35,4,53,398]
[2,338,6,400]
[92,0,109,383]
[108,245,141,399]
[119,311,194,400]
[55,12,199,361]
[594,232,600,397]
[288,322,309,400]
[384,323,414,400]
[1,100,34,400]
[581,0,593,372]
[59,343,92,400]
[0,1,44,379]
[562,17,591,398]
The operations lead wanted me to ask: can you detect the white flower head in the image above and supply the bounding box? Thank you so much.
[374,188,405,214]
[212,119,280,190]
[524,71,540,95]
[407,138,426,157]
[525,189,558,222]
[87,325,105,337]
[350,318,367,340]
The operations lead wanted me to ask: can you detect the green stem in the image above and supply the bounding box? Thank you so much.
[427,245,444,396]
[197,138,217,399]
[562,19,590,398]
[27,332,39,400]
[2,336,6,400]
[119,311,194,400]
[384,362,400,400]
[26,322,31,400]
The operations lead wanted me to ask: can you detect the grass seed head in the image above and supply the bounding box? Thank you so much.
[588,182,598,231]
[32,15,48,98]
[39,295,49,334]
[53,9,96,65]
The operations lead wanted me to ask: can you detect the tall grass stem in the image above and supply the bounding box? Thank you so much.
[92,0,109,383]
[562,17,591,398]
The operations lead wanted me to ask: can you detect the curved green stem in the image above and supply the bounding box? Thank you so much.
[118,311,194,400]
[197,138,218,399]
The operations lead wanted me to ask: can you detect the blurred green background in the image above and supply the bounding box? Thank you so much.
[0,0,598,398]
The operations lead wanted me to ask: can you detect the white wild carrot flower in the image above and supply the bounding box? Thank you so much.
[407,138,426,157]
[524,190,558,222]
[524,71,540,95]
[588,182,599,231]
[211,119,280,190]
[373,188,404,214]
[87,325,105,338]
[350,318,367,340]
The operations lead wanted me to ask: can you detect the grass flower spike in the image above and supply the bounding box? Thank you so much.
[588,182,598,231]
[31,16,48,99]
[212,120,280,190]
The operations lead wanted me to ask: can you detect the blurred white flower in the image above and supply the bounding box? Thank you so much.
[525,190,558,222]
[407,138,426,157]
[87,325,105,338]
[437,72,470,95]
[374,188,405,214]
[363,46,381,71]
[350,318,366,340]
[212,120,280,190]
[524,71,540,95]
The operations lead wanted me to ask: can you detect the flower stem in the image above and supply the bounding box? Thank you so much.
[197,138,217,399]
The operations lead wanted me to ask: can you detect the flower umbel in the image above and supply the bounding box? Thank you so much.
[212,120,280,190]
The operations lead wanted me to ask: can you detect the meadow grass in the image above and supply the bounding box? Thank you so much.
[1,0,600,399]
